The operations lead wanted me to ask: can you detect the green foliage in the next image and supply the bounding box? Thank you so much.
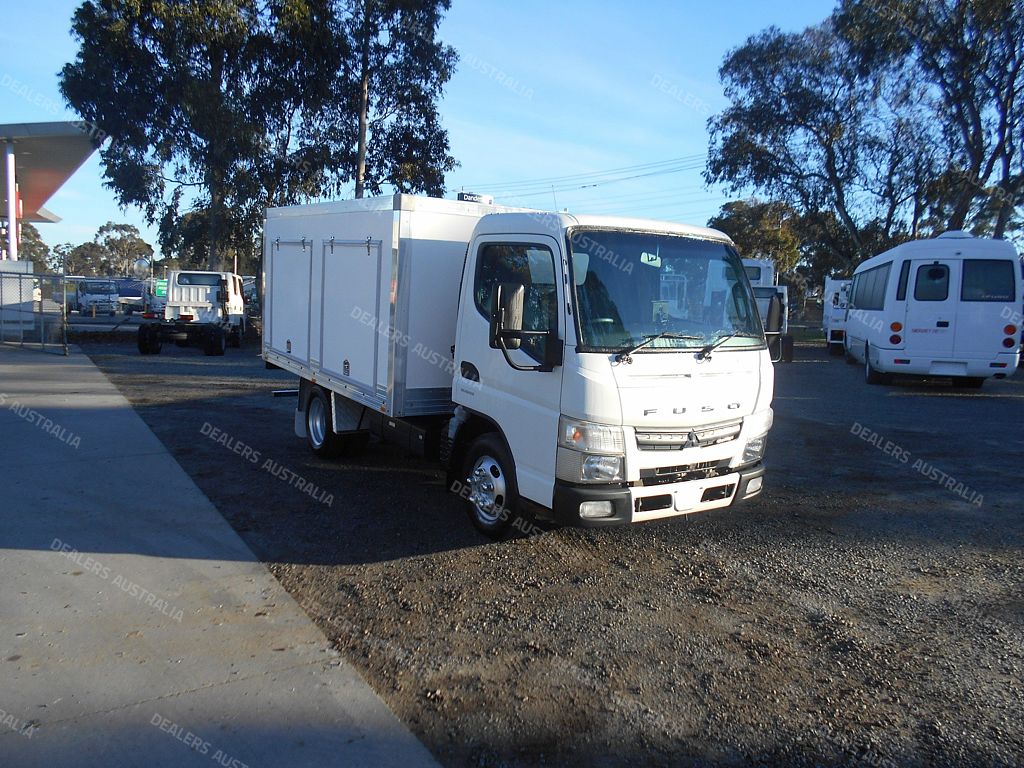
[707,1,1023,280]
[48,222,154,276]
[96,221,153,275]
[18,223,52,269]
[835,0,1024,238]
[60,0,458,270]
[707,200,801,275]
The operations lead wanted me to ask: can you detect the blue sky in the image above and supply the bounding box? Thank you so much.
[1,0,836,257]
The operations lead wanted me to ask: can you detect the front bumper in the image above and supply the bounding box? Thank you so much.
[551,463,766,527]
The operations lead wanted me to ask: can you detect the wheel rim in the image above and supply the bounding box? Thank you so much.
[466,455,507,525]
[308,397,327,448]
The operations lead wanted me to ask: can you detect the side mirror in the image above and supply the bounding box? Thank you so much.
[489,282,525,350]
[765,294,783,335]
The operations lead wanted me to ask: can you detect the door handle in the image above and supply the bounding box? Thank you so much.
[937,321,949,328]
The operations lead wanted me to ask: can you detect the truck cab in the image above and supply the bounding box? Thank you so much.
[450,213,776,532]
[76,279,119,316]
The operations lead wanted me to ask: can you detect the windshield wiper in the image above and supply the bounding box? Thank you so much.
[614,332,702,363]
[697,330,760,360]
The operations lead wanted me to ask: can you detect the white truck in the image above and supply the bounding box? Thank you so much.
[263,194,780,536]
[137,270,246,356]
[75,279,119,316]
[822,277,852,356]
[742,258,793,362]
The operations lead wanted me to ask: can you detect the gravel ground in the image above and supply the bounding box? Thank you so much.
[83,337,1024,768]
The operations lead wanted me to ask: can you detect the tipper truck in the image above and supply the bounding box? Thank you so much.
[263,194,780,536]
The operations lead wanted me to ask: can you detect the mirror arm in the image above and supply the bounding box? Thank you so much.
[764,331,783,363]
[496,333,543,372]
[496,329,561,372]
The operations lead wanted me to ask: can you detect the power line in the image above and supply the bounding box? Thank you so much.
[456,154,708,197]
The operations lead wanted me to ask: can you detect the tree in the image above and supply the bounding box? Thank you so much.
[18,223,52,269]
[96,221,153,275]
[51,242,108,276]
[708,199,801,274]
[836,0,1024,237]
[60,0,459,272]
[339,0,459,198]
[706,22,936,263]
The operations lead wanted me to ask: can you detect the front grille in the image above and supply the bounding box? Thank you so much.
[635,419,742,451]
[639,459,733,486]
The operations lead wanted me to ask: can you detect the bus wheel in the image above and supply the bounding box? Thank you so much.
[864,345,890,385]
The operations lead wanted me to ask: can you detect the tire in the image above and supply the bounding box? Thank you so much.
[954,376,985,389]
[229,324,242,349]
[137,324,162,355]
[844,343,858,365]
[781,335,795,363]
[175,339,190,348]
[828,343,844,357]
[305,388,344,458]
[864,344,890,385]
[203,326,227,356]
[461,433,520,538]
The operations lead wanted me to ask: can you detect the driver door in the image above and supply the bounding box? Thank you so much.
[453,235,565,507]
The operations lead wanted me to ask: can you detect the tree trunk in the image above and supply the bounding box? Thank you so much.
[206,162,225,272]
[354,15,371,199]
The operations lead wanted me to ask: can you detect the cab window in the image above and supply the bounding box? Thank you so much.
[474,243,557,362]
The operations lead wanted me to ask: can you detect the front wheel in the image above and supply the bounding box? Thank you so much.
[461,434,521,538]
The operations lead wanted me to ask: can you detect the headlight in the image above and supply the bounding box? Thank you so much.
[744,408,774,438]
[558,416,624,454]
[742,436,766,464]
[582,454,624,482]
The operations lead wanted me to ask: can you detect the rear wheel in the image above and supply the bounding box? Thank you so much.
[781,335,794,363]
[137,324,162,355]
[306,388,344,458]
[203,326,227,356]
[461,434,520,538]
[864,344,890,385]
[828,343,844,357]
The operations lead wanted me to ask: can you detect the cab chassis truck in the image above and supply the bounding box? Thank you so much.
[263,194,780,536]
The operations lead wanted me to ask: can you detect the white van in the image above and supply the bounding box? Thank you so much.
[844,232,1021,387]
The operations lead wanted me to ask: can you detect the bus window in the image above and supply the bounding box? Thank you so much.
[961,259,1014,302]
[914,264,949,302]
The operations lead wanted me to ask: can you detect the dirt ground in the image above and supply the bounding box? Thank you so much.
[83,337,1024,768]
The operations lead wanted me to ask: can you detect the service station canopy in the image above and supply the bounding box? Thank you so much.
[1,121,99,224]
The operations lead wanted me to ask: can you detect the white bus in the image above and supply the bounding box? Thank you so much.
[844,231,1021,387]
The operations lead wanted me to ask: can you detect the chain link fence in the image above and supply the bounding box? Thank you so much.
[0,271,68,355]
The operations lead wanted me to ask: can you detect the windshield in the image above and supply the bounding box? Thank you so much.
[80,281,116,294]
[568,229,763,352]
